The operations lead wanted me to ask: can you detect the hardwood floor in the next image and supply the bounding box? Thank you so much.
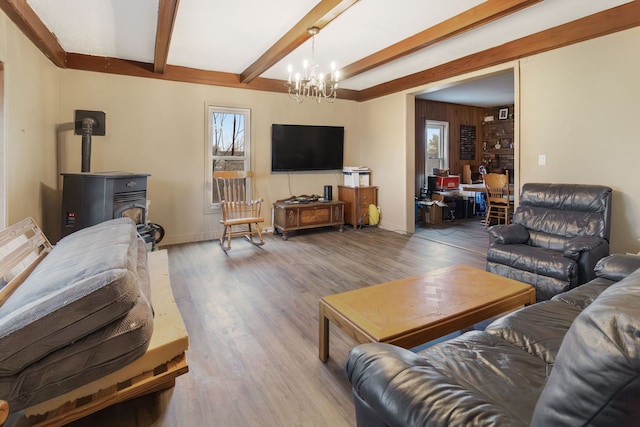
[414,217,491,256]
[56,222,488,426]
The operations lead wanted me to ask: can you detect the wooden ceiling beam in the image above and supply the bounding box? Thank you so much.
[154,0,181,74]
[0,0,66,67]
[357,1,640,102]
[340,0,541,81]
[239,0,359,84]
[66,53,361,101]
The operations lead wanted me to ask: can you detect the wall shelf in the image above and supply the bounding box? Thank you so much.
[482,107,514,173]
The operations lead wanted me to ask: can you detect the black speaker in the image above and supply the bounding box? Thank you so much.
[324,185,332,201]
[426,175,438,197]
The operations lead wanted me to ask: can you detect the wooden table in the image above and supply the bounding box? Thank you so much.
[459,182,514,193]
[319,264,535,362]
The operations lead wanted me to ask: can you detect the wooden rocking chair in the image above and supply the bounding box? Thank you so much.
[214,171,265,250]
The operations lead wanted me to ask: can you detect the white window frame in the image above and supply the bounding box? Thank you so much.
[204,105,251,214]
[425,120,449,172]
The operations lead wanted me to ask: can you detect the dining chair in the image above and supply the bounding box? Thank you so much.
[483,170,513,228]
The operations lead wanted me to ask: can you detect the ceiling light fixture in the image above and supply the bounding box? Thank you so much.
[285,27,339,104]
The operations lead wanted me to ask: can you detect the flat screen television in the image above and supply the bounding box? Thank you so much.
[271,124,344,172]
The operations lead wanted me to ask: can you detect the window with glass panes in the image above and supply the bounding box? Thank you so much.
[205,106,251,212]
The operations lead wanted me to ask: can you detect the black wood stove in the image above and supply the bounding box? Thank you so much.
[60,172,151,240]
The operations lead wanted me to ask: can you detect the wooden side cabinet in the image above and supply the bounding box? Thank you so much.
[273,200,344,240]
[338,185,378,229]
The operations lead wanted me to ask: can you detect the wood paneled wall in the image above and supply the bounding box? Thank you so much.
[415,99,485,197]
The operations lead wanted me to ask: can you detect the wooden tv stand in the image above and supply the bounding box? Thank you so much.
[273,199,344,240]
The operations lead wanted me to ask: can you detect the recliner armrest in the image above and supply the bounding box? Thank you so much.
[487,223,530,244]
[594,253,640,281]
[563,236,608,260]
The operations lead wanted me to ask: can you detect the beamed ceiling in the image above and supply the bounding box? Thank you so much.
[1,0,639,103]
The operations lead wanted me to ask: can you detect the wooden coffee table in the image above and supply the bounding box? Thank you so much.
[319,264,535,361]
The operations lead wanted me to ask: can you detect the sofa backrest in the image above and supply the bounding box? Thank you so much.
[512,183,612,250]
[531,269,640,426]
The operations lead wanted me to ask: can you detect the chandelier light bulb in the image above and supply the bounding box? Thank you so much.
[284,27,339,104]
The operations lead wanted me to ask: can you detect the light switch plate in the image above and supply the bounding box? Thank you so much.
[538,155,547,166]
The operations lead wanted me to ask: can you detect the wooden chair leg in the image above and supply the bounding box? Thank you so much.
[221,222,265,250]
[254,223,264,245]
[244,223,265,246]
[220,225,232,251]
[485,206,492,228]
[227,226,233,250]
[245,224,253,244]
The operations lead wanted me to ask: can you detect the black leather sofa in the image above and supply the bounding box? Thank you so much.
[346,254,640,427]
[486,183,612,302]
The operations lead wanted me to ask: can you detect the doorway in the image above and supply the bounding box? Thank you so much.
[413,68,517,230]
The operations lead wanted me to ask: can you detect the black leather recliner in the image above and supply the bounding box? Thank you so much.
[486,183,612,301]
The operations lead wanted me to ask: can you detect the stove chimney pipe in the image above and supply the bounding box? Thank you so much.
[74,110,106,173]
[81,117,96,173]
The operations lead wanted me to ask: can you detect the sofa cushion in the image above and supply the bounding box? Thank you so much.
[1,288,153,411]
[514,184,611,241]
[485,300,582,365]
[550,276,613,308]
[487,244,577,281]
[531,270,640,425]
[0,218,146,376]
[526,229,570,252]
[347,332,548,427]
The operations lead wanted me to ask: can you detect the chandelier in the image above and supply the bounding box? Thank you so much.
[285,27,339,103]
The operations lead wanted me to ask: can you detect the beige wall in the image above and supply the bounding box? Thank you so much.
[356,94,413,233]
[0,12,60,234]
[56,71,359,245]
[517,27,640,253]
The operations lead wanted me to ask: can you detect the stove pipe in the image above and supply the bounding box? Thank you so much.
[81,117,97,173]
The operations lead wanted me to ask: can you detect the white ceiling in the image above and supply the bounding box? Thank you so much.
[24,0,631,105]
[416,71,515,108]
